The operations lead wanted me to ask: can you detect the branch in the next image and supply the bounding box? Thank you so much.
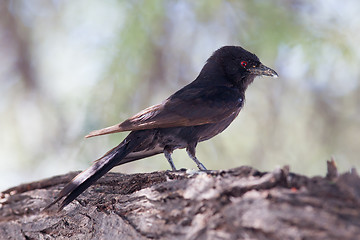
[1,161,359,239]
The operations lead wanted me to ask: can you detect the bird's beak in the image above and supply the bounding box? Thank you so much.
[248,63,278,78]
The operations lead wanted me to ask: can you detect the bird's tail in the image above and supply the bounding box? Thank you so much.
[44,137,137,211]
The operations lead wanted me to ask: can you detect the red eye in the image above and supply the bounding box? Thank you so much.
[241,61,247,67]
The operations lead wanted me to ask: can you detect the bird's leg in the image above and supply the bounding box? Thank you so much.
[186,144,207,171]
[164,146,177,171]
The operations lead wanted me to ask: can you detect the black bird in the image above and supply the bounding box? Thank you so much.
[46,46,278,210]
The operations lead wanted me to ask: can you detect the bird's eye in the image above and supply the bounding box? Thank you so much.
[241,61,247,67]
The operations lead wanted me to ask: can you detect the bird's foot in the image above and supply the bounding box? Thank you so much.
[197,162,207,171]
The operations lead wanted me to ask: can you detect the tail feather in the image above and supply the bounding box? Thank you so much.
[44,139,135,211]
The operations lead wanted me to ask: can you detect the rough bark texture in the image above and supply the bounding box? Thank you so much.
[1,160,360,240]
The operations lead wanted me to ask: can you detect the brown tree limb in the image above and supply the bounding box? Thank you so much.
[1,162,359,239]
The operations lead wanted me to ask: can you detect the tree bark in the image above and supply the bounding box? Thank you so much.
[1,160,359,240]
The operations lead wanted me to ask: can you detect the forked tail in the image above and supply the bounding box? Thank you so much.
[44,138,136,211]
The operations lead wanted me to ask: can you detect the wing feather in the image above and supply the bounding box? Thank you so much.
[85,86,242,138]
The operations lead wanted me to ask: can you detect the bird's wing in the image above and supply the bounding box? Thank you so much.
[85,86,243,138]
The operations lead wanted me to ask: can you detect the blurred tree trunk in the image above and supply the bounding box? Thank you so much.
[1,161,359,240]
[0,0,37,90]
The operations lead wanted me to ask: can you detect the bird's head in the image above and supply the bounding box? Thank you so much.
[207,46,278,90]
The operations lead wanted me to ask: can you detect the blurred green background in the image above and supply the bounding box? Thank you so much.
[1,0,359,190]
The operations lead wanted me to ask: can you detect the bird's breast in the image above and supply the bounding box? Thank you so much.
[197,109,241,142]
